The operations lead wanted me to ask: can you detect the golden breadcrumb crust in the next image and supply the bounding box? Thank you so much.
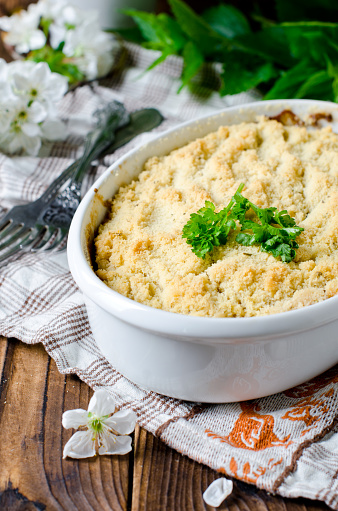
[94,117,338,317]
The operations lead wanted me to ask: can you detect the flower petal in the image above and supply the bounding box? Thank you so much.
[28,29,46,50]
[28,101,47,123]
[62,409,88,429]
[203,478,233,508]
[88,389,116,417]
[98,433,132,456]
[41,119,68,141]
[32,62,50,84]
[21,122,41,137]
[104,409,137,435]
[63,430,96,459]
[23,135,41,156]
[45,74,69,101]
[12,72,30,93]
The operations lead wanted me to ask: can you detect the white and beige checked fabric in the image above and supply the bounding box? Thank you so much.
[1,43,338,509]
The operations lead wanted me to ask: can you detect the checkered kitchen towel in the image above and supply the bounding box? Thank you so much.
[1,43,338,509]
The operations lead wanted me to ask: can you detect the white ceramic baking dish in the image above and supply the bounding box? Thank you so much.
[68,99,338,403]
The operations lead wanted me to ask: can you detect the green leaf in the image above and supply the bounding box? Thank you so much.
[182,200,235,259]
[280,23,338,63]
[123,10,163,44]
[275,0,338,22]
[294,70,334,101]
[220,51,277,95]
[110,26,145,44]
[264,59,320,99]
[168,0,227,56]
[328,59,338,102]
[234,26,295,67]
[156,13,187,51]
[182,183,303,262]
[202,4,251,39]
[27,47,84,84]
[178,41,204,92]
[40,17,52,38]
[146,47,176,72]
[132,13,187,52]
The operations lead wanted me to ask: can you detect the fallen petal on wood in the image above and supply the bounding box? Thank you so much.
[203,477,233,507]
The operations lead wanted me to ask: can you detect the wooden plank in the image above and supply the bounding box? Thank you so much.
[132,423,331,511]
[0,337,333,511]
[0,338,129,511]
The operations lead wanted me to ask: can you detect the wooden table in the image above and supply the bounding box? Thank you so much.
[0,336,331,510]
[0,1,333,507]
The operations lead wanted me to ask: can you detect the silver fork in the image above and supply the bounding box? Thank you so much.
[0,101,129,264]
[0,105,163,265]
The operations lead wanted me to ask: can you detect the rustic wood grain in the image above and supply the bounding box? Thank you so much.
[0,1,335,507]
[132,401,331,511]
[0,0,36,16]
[0,337,129,511]
[0,338,333,511]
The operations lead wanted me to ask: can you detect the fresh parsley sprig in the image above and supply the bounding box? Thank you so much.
[182,184,304,263]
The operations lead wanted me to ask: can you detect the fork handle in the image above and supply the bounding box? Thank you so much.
[40,101,128,202]
[38,131,102,204]
[39,160,79,204]
[71,102,129,186]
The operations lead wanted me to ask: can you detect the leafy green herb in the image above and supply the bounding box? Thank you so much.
[178,41,204,92]
[27,46,85,85]
[202,4,251,39]
[182,184,304,263]
[121,0,338,101]
[219,52,277,96]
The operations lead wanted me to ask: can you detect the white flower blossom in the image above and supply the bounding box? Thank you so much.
[30,0,67,20]
[63,20,117,80]
[47,2,98,50]
[10,61,68,114]
[62,389,137,459]
[0,59,67,156]
[0,5,46,54]
[0,0,120,82]
[0,59,14,100]
[0,97,47,155]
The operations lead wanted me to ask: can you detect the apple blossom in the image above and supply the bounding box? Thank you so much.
[0,59,67,156]
[0,5,46,54]
[62,389,137,459]
[10,61,68,114]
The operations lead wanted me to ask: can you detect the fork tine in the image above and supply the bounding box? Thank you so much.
[0,222,22,242]
[0,219,11,233]
[0,239,28,265]
[0,209,15,232]
[0,226,48,266]
[0,227,30,251]
[31,226,57,252]
[19,227,45,251]
[44,228,68,252]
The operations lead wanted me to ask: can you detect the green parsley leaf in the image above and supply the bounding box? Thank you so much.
[182,183,304,263]
[233,191,304,263]
[182,199,236,259]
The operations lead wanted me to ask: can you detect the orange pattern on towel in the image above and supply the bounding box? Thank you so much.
[282,389,333,434]
[220,457,283,484]
[206,402,292,450]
